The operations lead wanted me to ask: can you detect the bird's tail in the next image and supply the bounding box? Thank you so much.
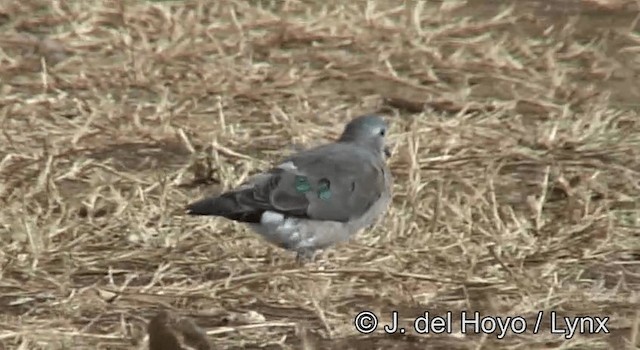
[185,191,263,223]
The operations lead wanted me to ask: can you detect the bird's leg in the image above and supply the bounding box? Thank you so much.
[295,248,316,266]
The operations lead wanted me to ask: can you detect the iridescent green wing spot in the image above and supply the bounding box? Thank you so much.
[317,178,331,200]
[295,175,311,193]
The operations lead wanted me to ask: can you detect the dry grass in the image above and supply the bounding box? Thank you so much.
[0,0,639,349]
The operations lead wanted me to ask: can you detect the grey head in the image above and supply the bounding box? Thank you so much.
[338,115,390,157]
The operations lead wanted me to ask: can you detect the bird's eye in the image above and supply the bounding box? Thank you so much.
[379,128,386,136]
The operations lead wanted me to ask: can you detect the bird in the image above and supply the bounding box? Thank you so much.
[185,115,393,263]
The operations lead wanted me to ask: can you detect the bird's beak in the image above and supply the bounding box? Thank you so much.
[384,145,392,158]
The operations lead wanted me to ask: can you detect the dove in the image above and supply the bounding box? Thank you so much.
[185,115,393,263]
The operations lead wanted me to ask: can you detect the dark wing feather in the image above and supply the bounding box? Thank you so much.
[186,143,385,223]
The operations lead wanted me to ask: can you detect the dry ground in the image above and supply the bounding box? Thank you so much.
[0,0,639,349]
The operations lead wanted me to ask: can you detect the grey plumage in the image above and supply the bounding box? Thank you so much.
[186,115,393,262]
